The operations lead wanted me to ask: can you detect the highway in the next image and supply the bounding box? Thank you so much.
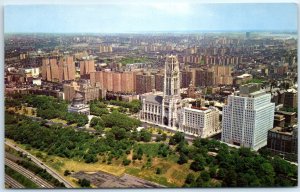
[5,141,74,188]
[5,158,53,188]
[5,174,24,189]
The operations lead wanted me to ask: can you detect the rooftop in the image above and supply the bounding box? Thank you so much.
[276,111,296,115]
[269,126,294,136]
[142,94,163,104]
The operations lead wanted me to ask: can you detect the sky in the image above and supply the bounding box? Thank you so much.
[4,3,298,33]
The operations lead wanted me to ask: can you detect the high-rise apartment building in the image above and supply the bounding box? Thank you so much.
[63,81,80,101]
[222,84,275,150]
[63,80,103,103]
[42,56,75,82]
[194,66,232,87]
[80,59,95,76]
[136,73,155,94]
[181,70,194,88]
[58,56,76,82]
[283,89,297,109]
[155,73,164,92]
[99,45,113,53]
[90,71,136,93]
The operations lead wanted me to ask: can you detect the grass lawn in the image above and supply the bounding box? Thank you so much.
[148,127,174,136]
[119,57,150,65]
[7,106,37,117]
[51,118,68,124]
[134,143,161,157]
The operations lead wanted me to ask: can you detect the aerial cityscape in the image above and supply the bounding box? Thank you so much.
[4,2,298,188]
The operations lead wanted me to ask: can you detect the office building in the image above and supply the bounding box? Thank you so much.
[222,83,275,150]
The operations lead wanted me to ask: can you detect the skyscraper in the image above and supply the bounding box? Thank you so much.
[222,84,275,150]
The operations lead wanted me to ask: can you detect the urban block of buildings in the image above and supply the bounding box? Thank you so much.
[140,55,220,138]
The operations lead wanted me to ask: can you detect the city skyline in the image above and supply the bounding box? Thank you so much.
[4,3,298,33]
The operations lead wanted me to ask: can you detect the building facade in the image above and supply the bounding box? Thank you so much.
[179,105,220,137]
[136,73,155,94]
[42,56,76,82]
[267,126,298,155]
[140,55,181,128]
[283,89,297,109]
[90,71,136,93]
[80,59,95,76]
[222,84,275,150]
[63,80,103,103]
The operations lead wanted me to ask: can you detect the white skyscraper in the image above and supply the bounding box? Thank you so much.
[222,84,275,150]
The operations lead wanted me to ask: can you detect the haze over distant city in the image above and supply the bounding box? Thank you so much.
[4,3,298,33]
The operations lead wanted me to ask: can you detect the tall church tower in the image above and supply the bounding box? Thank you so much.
[162,55,181,128]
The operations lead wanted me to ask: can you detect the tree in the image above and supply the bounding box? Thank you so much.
[140,129,152,142]
[111,126,127,140]
[122,158,131,166]
[185,173,195,184]
[64,170,71,176]
[84,154,98,163]
[178,153,188,165]
[169,132,185,145]
[78,178,91,187]
[200,171,210,182]
[259,162,275,186]
[156,167,162,174]
[137,147,143,160]
[190,155,206,171]
[209,167,217,178]
[90,117,104,128]
[155,135,162,142]
[158,144,170,157]
[223,169,237,187]
[161,133,167,141]
[238,147,254,158]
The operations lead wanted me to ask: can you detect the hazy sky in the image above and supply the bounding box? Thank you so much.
[4,3,298,33]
